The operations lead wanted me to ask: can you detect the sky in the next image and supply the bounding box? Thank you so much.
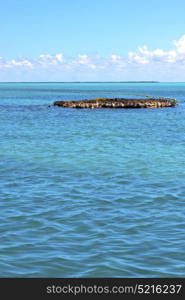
[1,0,185,81]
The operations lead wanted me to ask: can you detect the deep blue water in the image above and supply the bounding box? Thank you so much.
[0,82,185,277]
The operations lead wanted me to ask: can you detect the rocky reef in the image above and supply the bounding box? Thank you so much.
[53,98,177,109]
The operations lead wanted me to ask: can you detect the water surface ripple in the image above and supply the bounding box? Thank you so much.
[0,82,185,277]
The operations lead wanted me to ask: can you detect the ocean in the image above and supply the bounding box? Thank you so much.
[0,82,185,277]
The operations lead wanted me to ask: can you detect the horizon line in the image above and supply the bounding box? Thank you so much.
[0,81,185,83]
[0,81,161,83]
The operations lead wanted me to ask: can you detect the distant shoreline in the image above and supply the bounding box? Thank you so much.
[0,81,160,84]
[0,81,185,84]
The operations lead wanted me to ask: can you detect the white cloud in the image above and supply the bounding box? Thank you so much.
[55,54,64,62]
[128,51,149,64]
[128,46,178,64]
[6,59,33,68]
[38,54,64,65]
[70,54,97,69]
[77,54,89,65]
[173,35,185,54]
[128,36,185,65]
[1,35,185,81]
[109,54,126,67]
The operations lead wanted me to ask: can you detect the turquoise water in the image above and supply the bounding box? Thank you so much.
[0,82,185,277]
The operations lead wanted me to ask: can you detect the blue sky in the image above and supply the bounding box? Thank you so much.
[1,0,185,81]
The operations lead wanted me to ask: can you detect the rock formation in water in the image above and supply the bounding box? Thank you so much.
[53,98,177,109]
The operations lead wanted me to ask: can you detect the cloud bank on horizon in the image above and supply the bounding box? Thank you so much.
[1,35,185,82]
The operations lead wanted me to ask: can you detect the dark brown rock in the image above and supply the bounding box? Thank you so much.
[53,98,177,109]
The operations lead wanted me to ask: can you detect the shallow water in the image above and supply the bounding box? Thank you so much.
[0,82,185,277]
